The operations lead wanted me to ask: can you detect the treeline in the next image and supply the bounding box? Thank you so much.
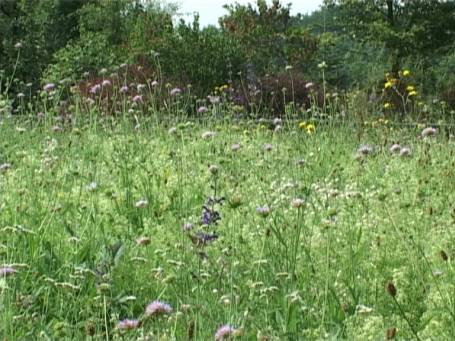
[0,0,454,109]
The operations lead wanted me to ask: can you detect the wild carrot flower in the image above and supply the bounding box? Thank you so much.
[421,127,437,137]
[291,198,305,208]
[17,92,25,98]
[145,300,172,316]
[215,325,240,340]
[0,266,17,277]
[118,319,140,330]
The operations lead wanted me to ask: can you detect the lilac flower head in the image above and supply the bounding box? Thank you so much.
[151,80,159,87]
[215,325,239,340]
[119,85,128,93]
[118,319,140,330]
[197,106,208,114]
[145,300,172,316]
[389,144,401,153]
[421,127,437,138]
[201,206,221,226]
[399,147,411,157]
[0,266,17,278]
[43,83,55,92]
[170,87,181,96]
[102,80,111,87]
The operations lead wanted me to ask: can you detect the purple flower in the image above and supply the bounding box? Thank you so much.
[118,319,140,330]
[102,80,111,87]
[197,106,208,114]
[189,232,219,246]
[399,147,411,157]
[215,325,239,340]
[145,300,172,316]
[43,83,55,92]
[151,80,159,87]
[256,206,270,217]
[0,266,17,278]
[132,95,142,103]
[201,206,221,226]
[119,85,128,93]
[170,87,181,96]
[421,127,437,138]
[90,84,101,94]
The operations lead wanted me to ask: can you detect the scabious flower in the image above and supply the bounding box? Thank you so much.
[202,131,216,139]
[43,83,55,92]
[145,300,172,316]
[421,127,437,137]
[231,143,241,152]
[256,206,270,217]
[0,163,12,172]
[134,199,148,208]
[399,147,411,157]
[0,266,17,277]
[119,85,128,93]
[90,84,101,94]
[357,144,374,156]
[197,106,208,114]
[389,144,401,153]
[305,82,314,89]
[263,143,273,151]
[182,222,194,232]
[151,80,159,87]
[291,198,305,208]
[170,87,181,96]
[215,325,240,340]
[118,319,140,330]
[132,95,142,103]
[102,80,111,87]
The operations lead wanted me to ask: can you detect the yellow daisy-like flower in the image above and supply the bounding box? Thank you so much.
[384,102,391,109]
[305,124,316,134]
[384,81,393,89]
[402,70,411,76]
[299,121,307,129]
[406,85,415,92]
[408,90,417,97]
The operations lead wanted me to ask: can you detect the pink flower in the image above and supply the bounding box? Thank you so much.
[197,106,208,114]
[170,87,181,96]
[421,127,437,138]
[215,325,240,340]
[0,266,17,278]
[119,85,128,93]
[118,319,140,330]
[43,83,55,92]
[151,80,159,87]
[145,300,172,316]
[102,80,111,87]
[132,95,142,103]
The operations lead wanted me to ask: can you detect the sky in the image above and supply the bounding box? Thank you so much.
[177,0,323,27]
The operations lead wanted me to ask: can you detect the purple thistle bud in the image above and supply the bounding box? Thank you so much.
[118,319,140,330]
[145,300,172,316]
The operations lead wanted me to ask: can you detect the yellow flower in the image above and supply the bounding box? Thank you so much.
[406,85,415,92]
[299,121,307,129]
[403,70,411,76]
[408,90,417,97]
[384,102,391,109]
[384,81,393,89]
[305,124,316,134]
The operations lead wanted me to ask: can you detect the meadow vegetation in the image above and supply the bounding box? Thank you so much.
[1,0,455,340]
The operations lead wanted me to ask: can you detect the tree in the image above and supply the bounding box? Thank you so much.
[324,0,455,72]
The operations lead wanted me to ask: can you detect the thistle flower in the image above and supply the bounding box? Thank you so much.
[256,206,270,217]
[202,131,216,139]
[215,325,240,340]
[43,83,55,92]
[118,319,141,330]
[0,266,17,277]
[389,144,401,153]
[170,87,181,96]
[145,300,172,316]
[421,127,437,138]
[134,199,148,208]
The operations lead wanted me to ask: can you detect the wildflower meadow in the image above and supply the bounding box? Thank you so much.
[1,0,455,340]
